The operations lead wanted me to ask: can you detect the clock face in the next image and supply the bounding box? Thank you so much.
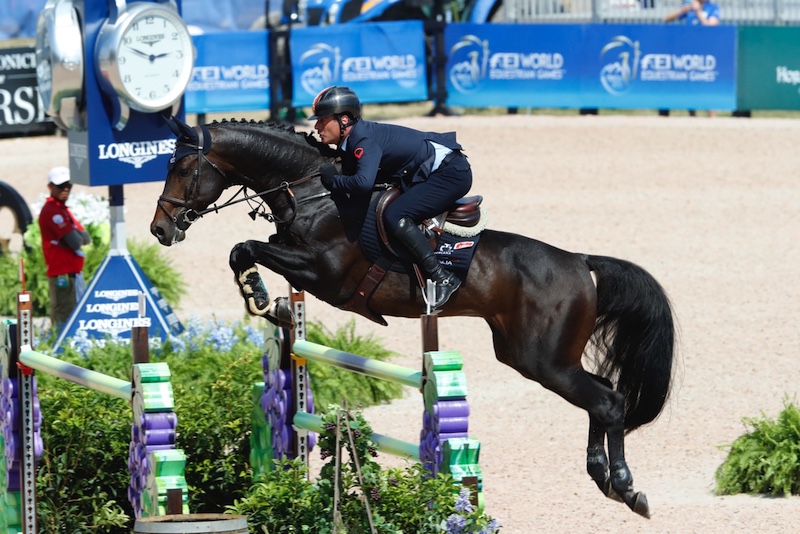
[97,4,195,113]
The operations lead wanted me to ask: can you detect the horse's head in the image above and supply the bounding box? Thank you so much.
[150,116,230,246]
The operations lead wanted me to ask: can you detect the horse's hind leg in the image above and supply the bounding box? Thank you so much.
[586,376,622,502]
[584,374,649,517]
[496,321,650,517]
[605,418,650,517]
[229,242,295,328]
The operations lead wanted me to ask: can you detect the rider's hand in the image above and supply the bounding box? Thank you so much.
[320,165,337,190]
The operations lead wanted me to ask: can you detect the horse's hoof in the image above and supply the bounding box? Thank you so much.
[271,297,296,329]
[626,491,650,519]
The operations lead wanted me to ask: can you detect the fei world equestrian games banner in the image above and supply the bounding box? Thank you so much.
[289,21,427,107]
[185,31,270,114]
[445,24,737,111]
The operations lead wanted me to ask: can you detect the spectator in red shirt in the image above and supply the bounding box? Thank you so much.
[38,167,91,328]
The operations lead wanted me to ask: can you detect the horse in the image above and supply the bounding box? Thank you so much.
[150,116,676,519]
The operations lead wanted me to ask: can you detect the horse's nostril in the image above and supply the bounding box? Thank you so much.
[151,225,165,238]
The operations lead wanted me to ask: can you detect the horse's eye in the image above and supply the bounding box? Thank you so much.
[177,166,192,178]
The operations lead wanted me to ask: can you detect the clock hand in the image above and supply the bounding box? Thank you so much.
[127,46,152,60]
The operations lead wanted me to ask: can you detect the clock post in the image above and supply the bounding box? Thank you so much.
[42,0,191,351]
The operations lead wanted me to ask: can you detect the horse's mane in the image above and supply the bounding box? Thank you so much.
[207,118,306,141]
[205,118,332,160]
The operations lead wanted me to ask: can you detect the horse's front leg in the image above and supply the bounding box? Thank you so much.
[229,239,312,329]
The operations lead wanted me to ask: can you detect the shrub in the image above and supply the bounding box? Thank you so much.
[27,318,404,531]
[714,399,800,496]
[306,320,404,409]
[229,405,500,534]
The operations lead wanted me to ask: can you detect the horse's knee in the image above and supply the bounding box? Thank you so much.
[229,242,252,271]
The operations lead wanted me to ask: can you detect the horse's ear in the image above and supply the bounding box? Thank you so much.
[163,115,197,143]
[163,115,182,137]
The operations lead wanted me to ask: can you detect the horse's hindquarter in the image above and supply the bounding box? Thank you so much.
[450,230,598,363]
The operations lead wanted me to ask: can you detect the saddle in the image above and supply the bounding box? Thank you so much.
[339,188,483,325]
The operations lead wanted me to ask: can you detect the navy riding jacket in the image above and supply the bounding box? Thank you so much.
[329,120,462,193]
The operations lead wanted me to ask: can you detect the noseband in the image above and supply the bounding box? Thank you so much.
[157,125,323,231]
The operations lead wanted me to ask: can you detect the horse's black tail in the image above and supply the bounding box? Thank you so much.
[584,254,676,433]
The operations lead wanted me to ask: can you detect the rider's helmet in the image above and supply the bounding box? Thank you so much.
[308,86,361,121]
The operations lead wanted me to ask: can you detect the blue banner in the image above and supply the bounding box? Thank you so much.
[582,25,736,110]
[185,31,270,114]
[289,21,427,107]
[445,24,586,108]
[445,23,736,111]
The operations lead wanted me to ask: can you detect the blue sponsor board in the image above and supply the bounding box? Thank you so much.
[445,23,736,111]
[581,25,736,110]
[445,24,585,109]
[185,31,270,114]
[290,21,427,107]
[53,252,183,353]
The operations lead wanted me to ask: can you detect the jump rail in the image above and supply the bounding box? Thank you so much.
[255,287,485,509]
[1,288,188,533]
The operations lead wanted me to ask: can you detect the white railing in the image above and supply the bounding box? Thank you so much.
[499,0,800,24]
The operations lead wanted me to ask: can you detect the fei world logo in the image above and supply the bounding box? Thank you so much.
[297,42,422,99]
[599,35,719,95]
[448,34,566,95]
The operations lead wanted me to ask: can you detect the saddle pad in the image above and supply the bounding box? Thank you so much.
[359,191,480,280]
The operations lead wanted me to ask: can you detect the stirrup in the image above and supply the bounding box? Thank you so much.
[427,274,462,309]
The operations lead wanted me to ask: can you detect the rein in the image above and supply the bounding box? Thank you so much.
[157,125,326,231]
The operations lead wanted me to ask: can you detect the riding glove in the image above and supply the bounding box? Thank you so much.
[320,164,337,190]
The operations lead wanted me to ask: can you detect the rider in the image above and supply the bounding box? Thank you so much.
[309,86,473,309]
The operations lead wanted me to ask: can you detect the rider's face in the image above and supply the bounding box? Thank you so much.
[315,115,349,146]
[315,115,339,145]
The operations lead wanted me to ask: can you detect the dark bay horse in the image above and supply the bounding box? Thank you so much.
[150,117,675,518]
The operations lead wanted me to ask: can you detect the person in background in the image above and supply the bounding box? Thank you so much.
[664,0,720,26]
[0,0,47,39]
[38,166,91,328]
[664,0,720,117]
[309,86,472,310]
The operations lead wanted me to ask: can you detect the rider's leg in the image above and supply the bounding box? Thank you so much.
[385,154,472,308]
[392,217,461,308]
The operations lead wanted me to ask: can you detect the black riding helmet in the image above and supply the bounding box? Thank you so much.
[308,86,361,121]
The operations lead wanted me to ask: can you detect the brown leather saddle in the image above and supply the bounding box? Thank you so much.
[339,187,483,325]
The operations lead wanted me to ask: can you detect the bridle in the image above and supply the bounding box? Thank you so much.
[157,125,326,231]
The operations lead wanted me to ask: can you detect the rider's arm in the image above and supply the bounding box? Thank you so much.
[332,138,382,194]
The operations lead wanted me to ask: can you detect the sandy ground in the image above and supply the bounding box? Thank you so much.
[3,114,800,533]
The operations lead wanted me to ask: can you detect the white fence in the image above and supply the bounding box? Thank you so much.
[497,0,800,24]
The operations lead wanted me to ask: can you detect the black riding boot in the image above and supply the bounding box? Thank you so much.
[393,217,461,308]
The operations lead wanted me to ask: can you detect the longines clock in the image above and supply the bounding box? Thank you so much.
[35,0,85,131]
[95,1,195,130]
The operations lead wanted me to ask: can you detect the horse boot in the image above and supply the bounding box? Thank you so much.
[237,267,296,328]
[393,217,462,309]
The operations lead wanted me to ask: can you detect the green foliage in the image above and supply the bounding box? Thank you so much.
[306,320,404,409]
[35,376,133,532]
[714,400,800,496]
[0,221,184,317]
[27,319,405,531]
[229,405,500,534]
